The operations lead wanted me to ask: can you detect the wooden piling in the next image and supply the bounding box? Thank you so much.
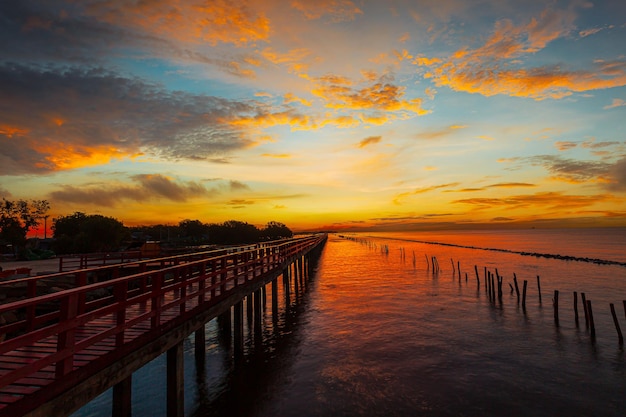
[610,303,624,346]
[553,290,559,326]
[587,300,596,340]
[581,293,588,328]
[513,274,520,304]
[573,292,579,326]
[167,341,184,417]
[522,280,528,310]
[112,375,132,417]
[537,275,542,304]
[474,265,479,286]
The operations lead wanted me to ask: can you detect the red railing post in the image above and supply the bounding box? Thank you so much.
[179,266,187,315]
[198,261,206,305]
[151,272,163,329]
[220,257,227,295]
[26,280,37,331]
[115,281,128,347]
[56,292,79,378]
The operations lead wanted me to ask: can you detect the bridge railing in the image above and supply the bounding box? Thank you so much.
[0,234,325,403]
[0,240,300,303]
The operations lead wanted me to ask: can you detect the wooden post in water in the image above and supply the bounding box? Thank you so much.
[167,341,184,417]
[450,258,455,276]
[522,280,528,310]
[484,267,487,291]
[233,300,244,359]
[112,375,132,417]
[195,324,206,362]
[457,261,461,279]
[537,276,542,304]
[474,265,480,286]
[553,290,559,327]
[610,303,624,346]
[587,300,596,341]
[581,293,589,328]
[573,292,579,327]
[513,274,520,304]
[623,300,626,320]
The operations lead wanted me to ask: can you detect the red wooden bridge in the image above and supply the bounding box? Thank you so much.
[0,234,327,417]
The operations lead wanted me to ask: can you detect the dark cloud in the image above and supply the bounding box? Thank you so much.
[0,64,256,174]
[607,156,626,191]
[527,155,610,183]
[48,174,210,206]
[0,186,13,198]
[357,136,382,148]
[229,180,250,191]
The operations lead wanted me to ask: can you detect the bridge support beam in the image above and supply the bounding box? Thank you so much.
[271,278,278,319]
[112,375,132,417]
[194,325,205,365]
[167,341,184,417]
[233,300,244,358]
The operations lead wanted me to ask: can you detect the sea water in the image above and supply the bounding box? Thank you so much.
[73,228,626,417]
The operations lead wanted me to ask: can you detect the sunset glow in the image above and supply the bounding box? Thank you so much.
[1,0,625,231]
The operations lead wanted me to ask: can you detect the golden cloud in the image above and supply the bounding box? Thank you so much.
[0,124,29,138]
[454,192,614,211]
[393,182,460,205]
[416,5,626,100]
[357,136,382,148]
[291,0,363,22]
[86,0,271,46]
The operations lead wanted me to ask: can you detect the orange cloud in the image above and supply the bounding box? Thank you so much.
[284,93,312,106]
[0,124,29,138]
[86,0,271,46]
[291,0,363,22]
[262,153,291,158]
[32,143,128,171]
[258,47,314,74]
[357,136,382,148]
[393,183,460,205]
[416,5,626,100]
[454,192,614,211]
[312,75,429,115]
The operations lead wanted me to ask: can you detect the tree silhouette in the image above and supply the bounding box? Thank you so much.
[0,199,49,257]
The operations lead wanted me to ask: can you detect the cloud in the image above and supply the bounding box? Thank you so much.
[229,180,250,191]
[607,156,626,191]
[415,125,464,140]
[487,183,536,188]
[284,93,312,107]
[84,0,271,47]
[453,192,612,211]
[291,0,363,22]
[528,155,611,183]
[393,182,460,204]
[416,5,626,100]
[311,72,430,116]
[555,141,578,151]
[357,136,382,148]
[0,64,257,174]
[579,27,604,38]
[261,153,292,158]
[48,174,210,207]
[0,187,12,198]
[604,98,626,109]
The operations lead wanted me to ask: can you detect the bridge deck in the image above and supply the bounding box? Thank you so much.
[0,235,325,416]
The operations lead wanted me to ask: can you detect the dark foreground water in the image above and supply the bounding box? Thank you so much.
[74,228,626,417]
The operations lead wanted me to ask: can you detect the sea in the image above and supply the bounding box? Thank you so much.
[73,228,626,417]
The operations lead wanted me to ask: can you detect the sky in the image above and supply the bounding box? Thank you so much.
[1,0,626,233]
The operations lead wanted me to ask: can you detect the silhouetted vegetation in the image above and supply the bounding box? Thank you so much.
[129,219,293,246]
[0,199,49,257]
[52,212,129,254]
